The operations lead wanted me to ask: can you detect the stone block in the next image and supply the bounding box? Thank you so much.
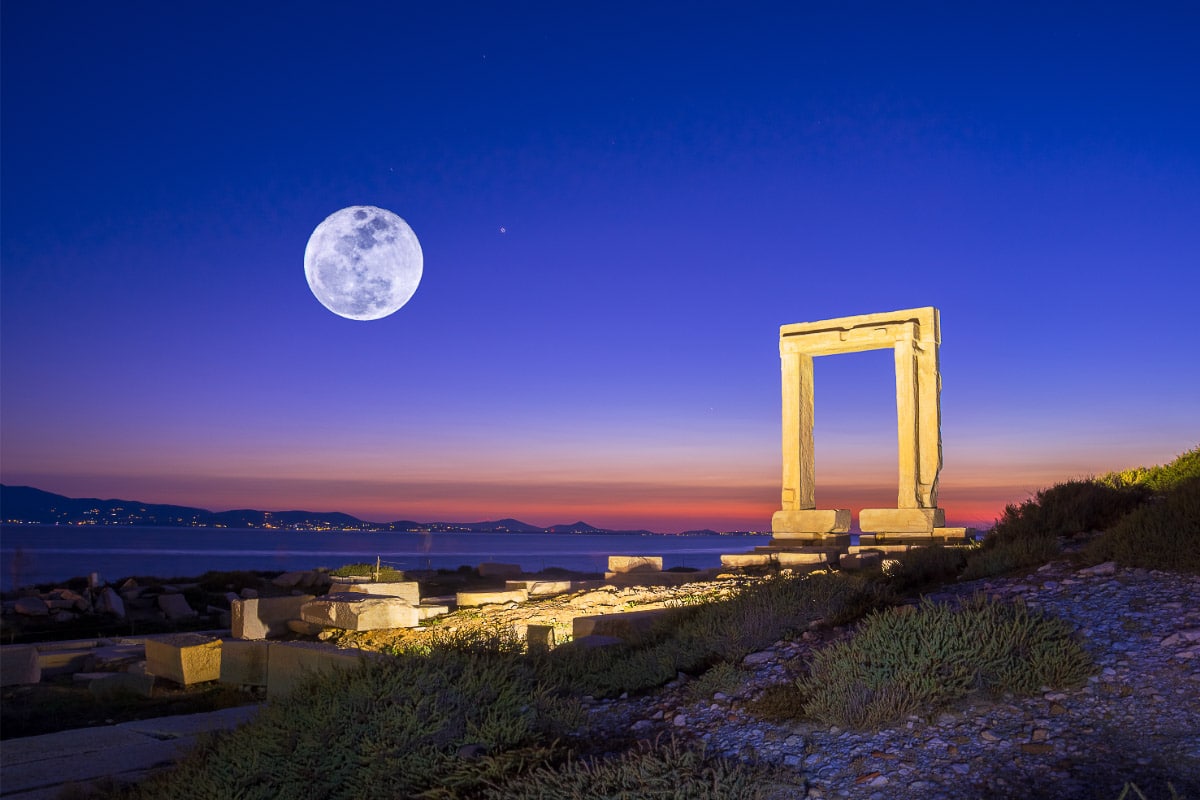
[37,647,95,676]
[478,562,522,578]
[342,581,419,604]
[157,593,197,619]
[507,579,573,596]
[859,508,945,533]
[272,571,308,588]
[720,553,775,567]
[775,551,831,566]
[932,526,974,541]
[219,639,270,686]
[266,641,367,697]
[0,645,42,686]
[456,588,529,607]
[606,556,662,573]
[770,509,852,534]
[300,593,420,631]
[416,603,451,621]
[573,608,683,641]
[232,595,314,640]
[145,634,222,686]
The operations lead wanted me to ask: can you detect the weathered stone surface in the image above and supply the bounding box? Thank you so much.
[0,645,42,686]
[219,639,269,686]
[145,634,222,686]
[232,595,314,640]
[14,596,49,616]
[456,589,529,607]
[157,592,197,619]
[272,571,308,588]
[38,647,96,676]
[343,581,419,604]
[266,641,368,697]
[607,556,663,573]
[300,593,420,630]
[478,562,522,578]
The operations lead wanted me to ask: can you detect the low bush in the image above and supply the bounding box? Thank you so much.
[798,596,1092,729]
[745,683,809,722]
[475,739,802,799]
[1085,478,1200,574]
[120,647,575,800]
[687,660,741,701]
[960,533,1061,581]
[1098,445,1200,495]
[329,562,405,582]
[989,479,1148,543]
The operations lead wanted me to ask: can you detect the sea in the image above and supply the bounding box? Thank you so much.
[0,524,774,590]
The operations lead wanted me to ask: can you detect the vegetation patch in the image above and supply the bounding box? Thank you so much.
[1086,478,1200,574]
[474,739,801,800]
[797,596,1092,729]
[329,562,405,582]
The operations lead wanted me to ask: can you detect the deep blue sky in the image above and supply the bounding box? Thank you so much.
[3,2,1197,530]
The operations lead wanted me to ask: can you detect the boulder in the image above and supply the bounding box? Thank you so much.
[157,593,197,620]
[98,587,126,618]
[14,596,49,616]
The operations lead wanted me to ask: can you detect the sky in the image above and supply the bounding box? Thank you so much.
[2,2,1197,532]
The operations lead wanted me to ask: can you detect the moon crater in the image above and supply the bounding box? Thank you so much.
[304,205,423,320]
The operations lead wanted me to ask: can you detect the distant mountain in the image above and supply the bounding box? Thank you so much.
[0,484,664,535]
[680,529,721,536]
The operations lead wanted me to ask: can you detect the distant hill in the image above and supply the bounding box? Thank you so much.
[0,484,663,535]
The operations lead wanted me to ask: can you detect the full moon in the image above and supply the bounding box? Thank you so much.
[304,205,423,320]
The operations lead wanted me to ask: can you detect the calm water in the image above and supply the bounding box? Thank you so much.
[0,525,773,589]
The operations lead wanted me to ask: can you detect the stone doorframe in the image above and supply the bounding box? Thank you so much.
[771,307,945,540]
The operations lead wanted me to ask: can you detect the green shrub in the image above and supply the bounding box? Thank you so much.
[1099,445,1200,495]
[475,739,801,799]
[989,479,1148,543]
[120,649,574,800]
[1085,478,1200,574]
[329,562,405,582]
[745,683,809,722]
[687,660,741,701]
[797,596,1092,729]
[960,533,1061,581]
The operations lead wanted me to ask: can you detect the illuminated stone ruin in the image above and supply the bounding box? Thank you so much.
[771,306,967,544]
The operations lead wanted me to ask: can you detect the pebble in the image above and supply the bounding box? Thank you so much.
[578,562,1200,799]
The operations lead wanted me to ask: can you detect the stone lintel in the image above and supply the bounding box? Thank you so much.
[771,509,851,534]
[859,508,945,533]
